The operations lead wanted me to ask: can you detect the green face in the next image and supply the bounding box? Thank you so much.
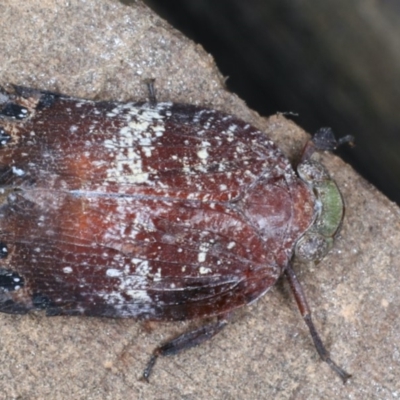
[294,159,344,263]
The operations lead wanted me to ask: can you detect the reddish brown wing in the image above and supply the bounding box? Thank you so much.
[0,88,314,320]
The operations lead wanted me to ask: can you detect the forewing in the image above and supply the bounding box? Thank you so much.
[0,88,290,319]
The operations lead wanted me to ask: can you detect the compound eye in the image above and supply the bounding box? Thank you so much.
[295,232,333,263]
[297,160,329,185]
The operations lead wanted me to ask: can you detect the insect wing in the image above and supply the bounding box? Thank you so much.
[0,89,307,319]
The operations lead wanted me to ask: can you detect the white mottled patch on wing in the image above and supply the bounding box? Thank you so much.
[102,103,172,186]
[100,258,155,317]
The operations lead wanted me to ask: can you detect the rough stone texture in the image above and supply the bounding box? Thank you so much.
[0,1,399,399]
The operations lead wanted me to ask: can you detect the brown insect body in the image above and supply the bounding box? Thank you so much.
[0,85,351,382]
[0,87,314,319]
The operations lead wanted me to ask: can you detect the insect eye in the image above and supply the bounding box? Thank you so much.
[295,232,332,262]
[297,160,329,185]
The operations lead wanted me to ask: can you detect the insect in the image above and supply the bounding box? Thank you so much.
[0,82,352,382]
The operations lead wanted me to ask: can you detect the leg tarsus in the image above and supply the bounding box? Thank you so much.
[285,264,351,383]
[303,314,352,383]
[142,316,230,382]
[141,354,158,383]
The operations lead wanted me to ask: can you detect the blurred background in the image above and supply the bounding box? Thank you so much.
[124,0,400,204]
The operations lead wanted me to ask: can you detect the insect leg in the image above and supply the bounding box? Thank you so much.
[285,264,351,383]
[142,315,230,381]
[300,127,354,162]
